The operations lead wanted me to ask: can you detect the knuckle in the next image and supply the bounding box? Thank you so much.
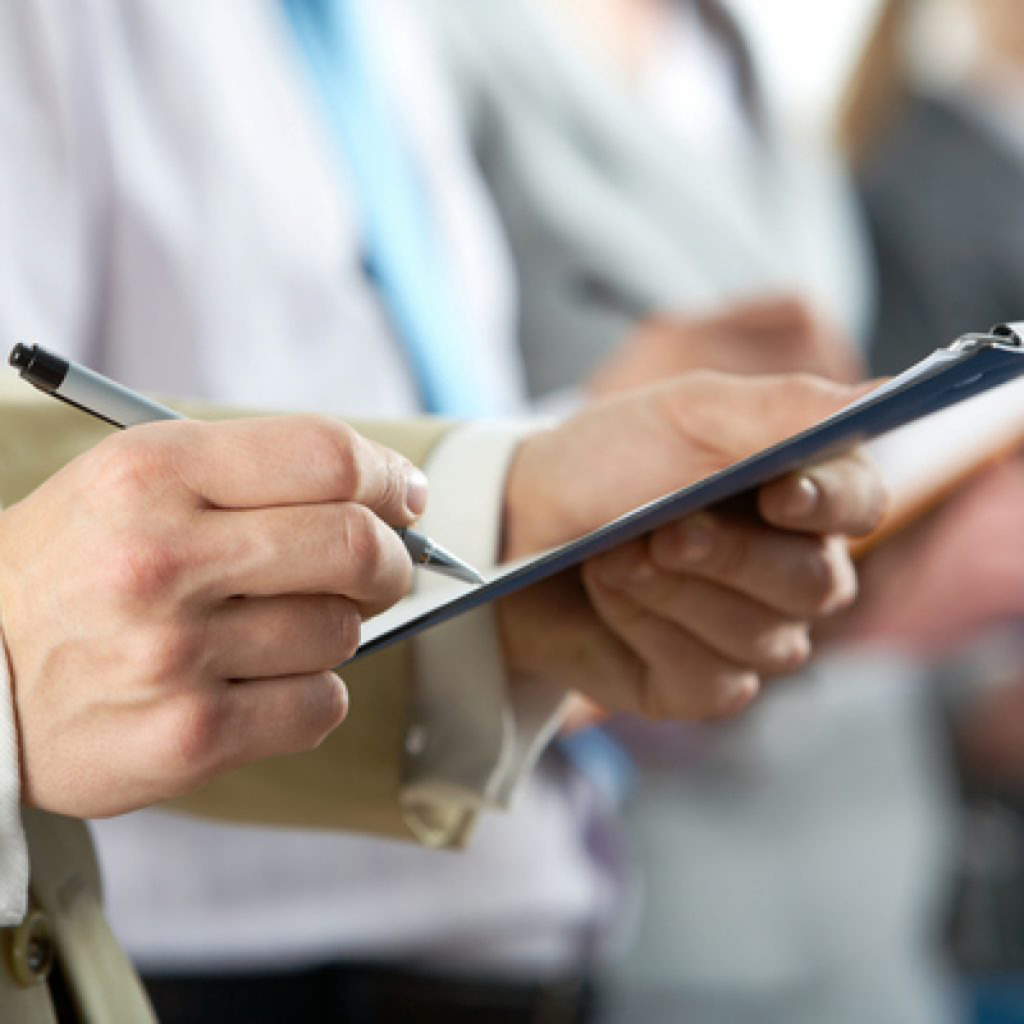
[816,476,850,526]
[789,372,850,410]
[154,693,227,788]
[250,508,304,572]
[750,625,812,676]
[132,622,205,681]
[821,455,888,536]
[707,524,749,582]
[276,674,349,755]
[597,581,650,631]
[703,671,760,722]
[295,416,364,497]
[337,504,384,591]
[639,662,760,722]
[798,538,843,612]
[323,597,362,664]
[104,535,185,603]
[93,434,165,501]
[658,370,720,438]
[375,454,407,519]
[796,537,858,615]
[636,662,697,721]
[320,419,365,497]
[307,674,349,746]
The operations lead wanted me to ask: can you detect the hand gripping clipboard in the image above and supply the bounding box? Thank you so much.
[356,324,1024,660]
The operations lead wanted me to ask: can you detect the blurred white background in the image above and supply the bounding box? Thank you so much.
[729,0,884,127]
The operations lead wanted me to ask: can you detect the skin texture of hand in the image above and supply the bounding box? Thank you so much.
[498,372,886,721]
[0,416,427,818]
[588,296,864,397]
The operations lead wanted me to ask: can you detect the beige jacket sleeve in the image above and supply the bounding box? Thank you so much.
[0,382,453,846]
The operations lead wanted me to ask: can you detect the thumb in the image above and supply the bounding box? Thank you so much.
[357,437,430,527]
[691,373,882,461]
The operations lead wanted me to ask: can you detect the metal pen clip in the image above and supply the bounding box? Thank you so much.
[991,323,1024,347]
[947,325,1024,355]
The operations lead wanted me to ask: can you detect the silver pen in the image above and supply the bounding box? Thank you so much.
[8,343,484,585]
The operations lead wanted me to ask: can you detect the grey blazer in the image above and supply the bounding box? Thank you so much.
[423,0,867,396]
[859,93,1024,375]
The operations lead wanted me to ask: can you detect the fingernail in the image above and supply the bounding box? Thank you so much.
[721,674,760,716]
[675,517,715,564]
[767,627,811,667]
[404,467,429,518]
[783,476,819,519]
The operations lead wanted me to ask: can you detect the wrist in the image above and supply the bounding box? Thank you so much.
[500,430,558,562]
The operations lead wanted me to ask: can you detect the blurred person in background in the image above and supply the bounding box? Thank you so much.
[842,1,1024,1019]
[1,2,882,1022]
[423,0,867,400]
[424,1,1024,1021]
[844,0,1024,374]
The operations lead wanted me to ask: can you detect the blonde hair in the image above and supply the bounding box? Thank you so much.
[836,0,914,165]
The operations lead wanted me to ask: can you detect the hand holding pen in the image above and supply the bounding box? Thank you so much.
[0,381,464,815]
[9,344,483,584]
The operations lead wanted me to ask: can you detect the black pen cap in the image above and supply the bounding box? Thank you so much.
[8,343,67,391]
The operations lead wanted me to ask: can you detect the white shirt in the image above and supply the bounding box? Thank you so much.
[630,0,870,342]
[635,2,754,163]
[0,0,523,416]
[0,0,600,968]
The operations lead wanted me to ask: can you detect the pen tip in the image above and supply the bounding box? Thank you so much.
[434,559,486,586]
[425,538,486,586]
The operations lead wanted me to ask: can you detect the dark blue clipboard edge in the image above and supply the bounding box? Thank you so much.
[355,330,1024,661]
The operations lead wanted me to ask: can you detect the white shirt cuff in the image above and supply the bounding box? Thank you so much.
[399,421,569,845]
[0,615,29,926]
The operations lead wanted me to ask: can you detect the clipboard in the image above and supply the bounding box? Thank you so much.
[357,323,1024,659]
